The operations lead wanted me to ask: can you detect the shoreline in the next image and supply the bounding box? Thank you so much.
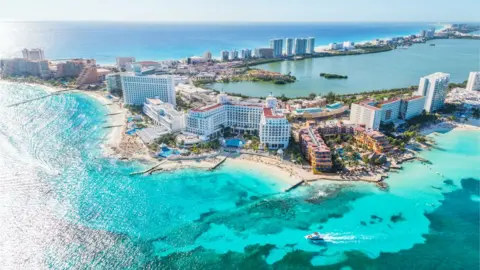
[0,79,155,162]
[315,23,450,52]
[2,79,479,190]
[420,119,480,135]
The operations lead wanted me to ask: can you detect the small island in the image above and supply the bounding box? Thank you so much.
[320,73,348,79]
[220,69,296,85]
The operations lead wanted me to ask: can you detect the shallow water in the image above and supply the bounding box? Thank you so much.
[0,82,478,269]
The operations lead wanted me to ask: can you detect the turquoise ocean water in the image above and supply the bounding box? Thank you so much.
[0,82,479,269]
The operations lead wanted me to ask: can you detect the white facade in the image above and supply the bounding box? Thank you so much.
[106,73,122,94]
[294,38,307,55]
[466,72,480,91]
[328,43,343,50]
[116,57,136,69]
[121,73,176,106]
[342,41,355,50]
[22,48,45,61]
[143,98,185,132]
[417,72,450,112]
[400,96,426,120]
[185,95,291,149]
[349,103,382,130]
[285,38,294,56]
[259,108,291,149]
[270,39,283,58]
[185,104,226,137]
[203,51,212,61]
[221,51,229,61]
[306,37,315,54]
[241,49,252,59]
[230,50,238,60]
[379,99,401,123]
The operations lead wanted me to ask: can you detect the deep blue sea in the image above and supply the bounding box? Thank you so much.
[0,22,440,63]
[0,82,479,269]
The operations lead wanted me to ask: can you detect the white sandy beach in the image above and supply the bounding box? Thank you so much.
[420,119,480,135]
[79,91,126,148]
[9,81,132,158]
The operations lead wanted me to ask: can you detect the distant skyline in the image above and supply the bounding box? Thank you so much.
[1,0,480,22]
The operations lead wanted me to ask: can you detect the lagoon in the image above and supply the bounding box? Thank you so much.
[210,39,480,97]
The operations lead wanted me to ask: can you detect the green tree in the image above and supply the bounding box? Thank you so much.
[472,108,480,119]
[191,144,200,154]
[279,94,289,102]
[326,91,336,104]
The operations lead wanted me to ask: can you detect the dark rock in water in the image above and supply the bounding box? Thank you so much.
[390,213,406,223]
[369,221,375,224]
[328,213,344,219]
[235,199,249,207]
[371,215,383,222]
[317,225,324,230]
[194,210,217,222]
[360,221,367,226]
[250,195,260,201]
[461,177,480,194]
[238,191,248,199]
[443,179,455,186]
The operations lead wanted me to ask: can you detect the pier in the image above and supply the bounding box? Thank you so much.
[7,89,73,107]
[102,125,124,129]
[129,161,167,176]
[208,156,228,171]
[284,180,307,192]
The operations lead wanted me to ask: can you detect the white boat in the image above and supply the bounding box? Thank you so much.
[305,232,325,242]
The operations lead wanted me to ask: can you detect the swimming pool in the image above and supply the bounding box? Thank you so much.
[326,102,343,109]
[125,128,137,135]
[225,138,245,148]
[295,108,323,114]
[158,146,180,158]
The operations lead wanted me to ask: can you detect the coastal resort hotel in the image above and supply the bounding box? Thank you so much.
[349,72,450,131]
[185,93,291,149]
[354,127,392,154]
[299,122,332,174]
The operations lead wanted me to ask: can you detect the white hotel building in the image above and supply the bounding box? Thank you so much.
[350,96,426,130]
[143,98,185,132]
[349,101,382,130]
[417,72,450,112]
[270,39,284,58]
[185,94,290,149]
[466,71,480,91]
[120,73,176,106]
[400,96,426,120]
[306,37,315,54]
[378,98,401,123]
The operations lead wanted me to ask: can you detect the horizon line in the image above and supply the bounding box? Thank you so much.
[1,20,478,24]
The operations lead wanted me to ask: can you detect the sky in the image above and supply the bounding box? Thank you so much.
[0,0,479,22]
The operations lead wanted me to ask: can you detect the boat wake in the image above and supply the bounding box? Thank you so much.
[319,233,376,243]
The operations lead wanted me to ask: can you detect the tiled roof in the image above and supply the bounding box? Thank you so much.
[190,103,223,112]
[263,108,284,118]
